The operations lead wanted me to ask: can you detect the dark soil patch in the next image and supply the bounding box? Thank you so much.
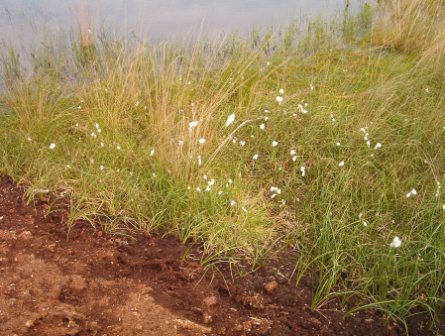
[0,176,442,336]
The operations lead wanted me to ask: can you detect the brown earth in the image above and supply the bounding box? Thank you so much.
[0,176,443,336]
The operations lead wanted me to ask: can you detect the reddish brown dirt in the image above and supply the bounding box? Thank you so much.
[0,176,443,336]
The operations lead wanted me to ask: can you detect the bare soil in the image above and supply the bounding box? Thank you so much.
[0,176,442,336]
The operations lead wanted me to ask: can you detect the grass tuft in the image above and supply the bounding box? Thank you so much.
[1,1,444,330]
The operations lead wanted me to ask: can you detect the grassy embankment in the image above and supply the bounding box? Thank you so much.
[1,0,444,330]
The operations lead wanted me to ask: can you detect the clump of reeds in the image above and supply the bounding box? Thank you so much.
[76,0,97,65]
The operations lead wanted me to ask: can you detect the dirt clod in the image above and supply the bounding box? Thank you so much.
[264,280,278,293]
[203,312,213,324]
[204,295,218,307]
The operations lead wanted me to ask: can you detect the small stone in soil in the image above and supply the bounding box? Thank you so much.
[203,295,217,307]
[203,312,213,324]
[264,280,278,293]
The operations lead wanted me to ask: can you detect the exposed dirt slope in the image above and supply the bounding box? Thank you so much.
[0,177,441,335]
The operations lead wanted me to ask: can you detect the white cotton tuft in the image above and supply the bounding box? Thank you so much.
[225,113,235,127]
[389,236,402,248]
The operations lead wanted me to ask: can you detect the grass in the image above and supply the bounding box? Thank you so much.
[1,0,445,331]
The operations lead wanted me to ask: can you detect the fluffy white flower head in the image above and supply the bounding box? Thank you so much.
[406,188,418,198]
[389,236,402,248]
[225,113,235,127]
[297,104,309,114]
[189,120,199,129]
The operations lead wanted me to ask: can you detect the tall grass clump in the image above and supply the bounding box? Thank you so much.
[0,1,444,331]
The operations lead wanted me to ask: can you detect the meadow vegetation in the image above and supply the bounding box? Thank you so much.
[1,0,444,331]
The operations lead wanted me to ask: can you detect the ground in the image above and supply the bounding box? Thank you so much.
[0,176,441,336]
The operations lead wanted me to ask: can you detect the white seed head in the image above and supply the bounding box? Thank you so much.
[297,104,309,114]
[188,120,199,129]
[225,113,235,127]
[389,236,402,248]
[270,186,281,194]
[300,165,306,177]
[409,188,417,197]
